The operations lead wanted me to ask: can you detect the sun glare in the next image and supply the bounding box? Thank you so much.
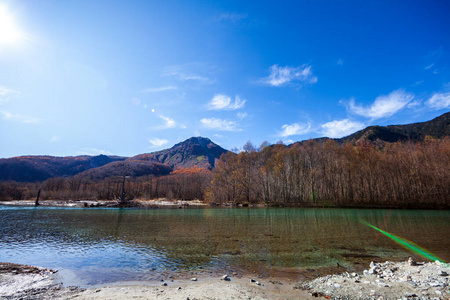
[0,5,24,45]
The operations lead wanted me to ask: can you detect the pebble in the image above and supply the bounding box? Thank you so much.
[221,274,230,281]
[190,277,197,281]
[429,281,440,287]
[161,283,167,286]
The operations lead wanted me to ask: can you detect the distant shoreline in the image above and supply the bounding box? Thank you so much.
[1,199,449,210]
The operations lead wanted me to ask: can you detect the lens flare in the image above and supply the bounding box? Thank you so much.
[361,220,445,263]
[0,5,25,45]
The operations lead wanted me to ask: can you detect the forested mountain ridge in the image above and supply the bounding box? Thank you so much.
[0,137,227,182]
[289,112,449,148]
[0,155,126,182]
[339,111,450,144]
[0,113,448,183]
[74,137,226,180]
[1,113,449,206]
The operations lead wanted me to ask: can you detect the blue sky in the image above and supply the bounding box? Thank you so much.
[0,0,449,157]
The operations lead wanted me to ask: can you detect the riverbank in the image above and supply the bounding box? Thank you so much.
[0,199,209,208]
[2,260,449,299]
[1,199,449,210]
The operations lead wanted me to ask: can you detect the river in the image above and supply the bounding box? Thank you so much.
[0,206,448,287]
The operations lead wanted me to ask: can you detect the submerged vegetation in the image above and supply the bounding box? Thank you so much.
[1,138,449,209]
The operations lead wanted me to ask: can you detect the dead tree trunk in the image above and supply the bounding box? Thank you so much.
[35,189,41,206]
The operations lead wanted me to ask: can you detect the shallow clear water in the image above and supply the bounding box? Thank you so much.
[0,206,449,287]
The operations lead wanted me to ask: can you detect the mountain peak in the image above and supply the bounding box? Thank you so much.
[133,137,227,170]
[173,136,213,148]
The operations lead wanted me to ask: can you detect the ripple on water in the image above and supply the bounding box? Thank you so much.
[1,206,449,286]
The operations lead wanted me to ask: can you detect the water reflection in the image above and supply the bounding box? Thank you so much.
[0,206,448,286]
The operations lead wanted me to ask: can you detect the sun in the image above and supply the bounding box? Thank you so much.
[0,5,24,45]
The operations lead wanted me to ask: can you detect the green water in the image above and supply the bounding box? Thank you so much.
[0,206,449,286]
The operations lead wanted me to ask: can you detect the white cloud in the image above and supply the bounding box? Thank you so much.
[237,112,248,119]
[279,123,311,137]
[207,94,246,110]
[149,138,169,147]
[426,92,450,109]
[321,119,365,138]
[148,114,177,130]
[407,100,421,108]
[0,111,40,123]
[76,148,113,156]
[348,89,414,119]
[337,59,344,66]
[163,65,214,84]
[0,85,19,105]
[200,118,240,131]
[0,86,18,96]
[261,64,318,87]
[159,115,176,128]
[142,86,178,93]
[424,63,434,70]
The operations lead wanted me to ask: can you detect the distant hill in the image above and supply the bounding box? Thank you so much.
[74,160,172,181]
[0,155,125,182]
[0,137,227,182]
[291,112,449,147]
[1,113,448,182]
[133,137,228,169]
[74,137,226,180]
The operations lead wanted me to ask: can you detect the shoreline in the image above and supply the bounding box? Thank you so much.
[1,260,448,299]
[0,199,210,209]
[1,199,449,210]
[0,263,312,299]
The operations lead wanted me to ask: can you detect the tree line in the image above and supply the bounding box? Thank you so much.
[0,166,211,202]
[206,138,450,208]
[1,138,449,209]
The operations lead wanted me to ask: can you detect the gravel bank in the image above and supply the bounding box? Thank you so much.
[300,259,449,299]
[2,260,449,299]
[0,263,311,299]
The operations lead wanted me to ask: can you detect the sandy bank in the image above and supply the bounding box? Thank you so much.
[0,263,311,299]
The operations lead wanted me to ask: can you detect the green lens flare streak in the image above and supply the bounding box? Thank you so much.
[361,220,445,263]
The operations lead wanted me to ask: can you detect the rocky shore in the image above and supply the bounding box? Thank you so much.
[301,260,449,299]
[1,260,449,299]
